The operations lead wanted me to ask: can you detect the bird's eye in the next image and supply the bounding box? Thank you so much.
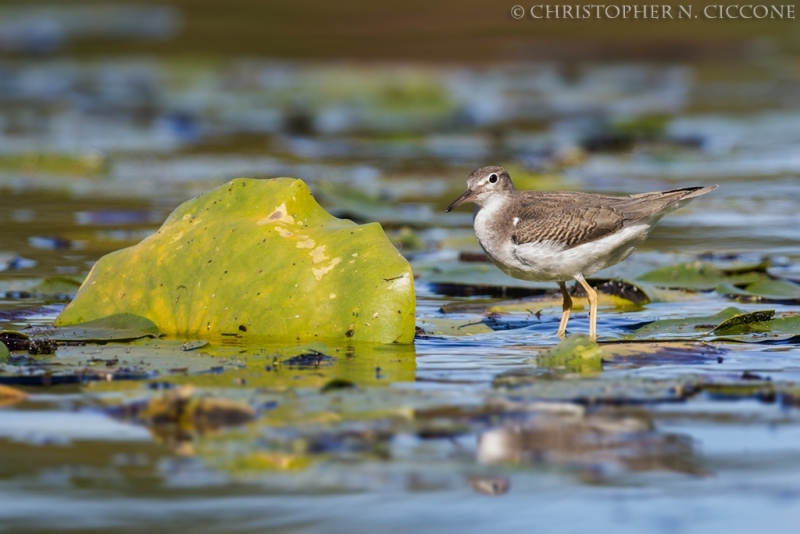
[489,174,498,183]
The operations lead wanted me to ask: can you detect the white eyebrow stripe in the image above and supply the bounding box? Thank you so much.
[513,217,519,226]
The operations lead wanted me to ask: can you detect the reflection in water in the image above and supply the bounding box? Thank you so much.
[477,410,703,479]
[108,385,256,455]
[468,475,511,496]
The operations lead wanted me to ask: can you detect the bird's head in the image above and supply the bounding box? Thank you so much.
[445,166,514,212]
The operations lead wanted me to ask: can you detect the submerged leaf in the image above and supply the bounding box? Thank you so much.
[55,178,415,344]
[320,378,357,393]
[535,334,603,375]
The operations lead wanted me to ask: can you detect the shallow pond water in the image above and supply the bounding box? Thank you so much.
[2,25,800,533]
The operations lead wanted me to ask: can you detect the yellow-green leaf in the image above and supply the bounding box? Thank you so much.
[55,178,415,344]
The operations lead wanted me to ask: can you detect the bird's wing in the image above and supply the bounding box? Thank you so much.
[510,186,717,249]
[510,193,626,249]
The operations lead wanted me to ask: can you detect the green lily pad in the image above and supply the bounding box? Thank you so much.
[714,314,800,340]
[0,341,8,362]
[627,307,744,339]
[0,337,416,389]
[55,178,415,344]
[0,276,84,300]
[0,330,31,351]
[712,310,775,336]
[717,279,800,302]
[51,314,160,342]
[611,279,696,303]
[30,276,83,298]
[637,262,767,290]
[535,334,603,375]
[415,318,496,337]
[705,257,771,273]
[620,308,800,342]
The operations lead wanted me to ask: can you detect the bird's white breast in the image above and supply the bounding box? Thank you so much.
[512,223,650,281]
[472,196,509,259]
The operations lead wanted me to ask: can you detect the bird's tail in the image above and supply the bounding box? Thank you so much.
[617,184,719,223]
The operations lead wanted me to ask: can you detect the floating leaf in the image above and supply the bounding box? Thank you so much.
[715,314,800,341]
[626,307,744,339]
[0,276,83,299]
[415,318,497,337]
[0,341,8,361]
[441,293,638,315]
[55,178,415,344]
[700,257,771,273]
[535,334,603,375]
[712,310,775,335]
[0,331,30,351]
[51,314,160,342]
[180,340,209,351]
[618,308,800,342]
[637,262,767,290]
[0,338,416,389]
[717,279,800,302]
[29,276,83,299]
[601,276,716,304]
[419,262,553,297]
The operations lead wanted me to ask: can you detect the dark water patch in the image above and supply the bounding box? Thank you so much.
[282,352,336,369]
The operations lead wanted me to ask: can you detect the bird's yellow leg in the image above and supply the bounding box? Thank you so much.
[556,281,572,337]
[575,274,597,340]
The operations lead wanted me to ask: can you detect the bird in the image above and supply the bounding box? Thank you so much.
[445,166,717,340]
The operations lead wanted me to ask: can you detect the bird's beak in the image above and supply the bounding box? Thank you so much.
[445,189,476,212]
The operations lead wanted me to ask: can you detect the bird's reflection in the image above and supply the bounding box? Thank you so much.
[476,408,704,481]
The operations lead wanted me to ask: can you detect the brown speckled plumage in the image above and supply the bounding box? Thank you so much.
[506,187,710,249]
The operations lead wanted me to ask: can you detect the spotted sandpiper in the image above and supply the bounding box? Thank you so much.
[445,166,717,340]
